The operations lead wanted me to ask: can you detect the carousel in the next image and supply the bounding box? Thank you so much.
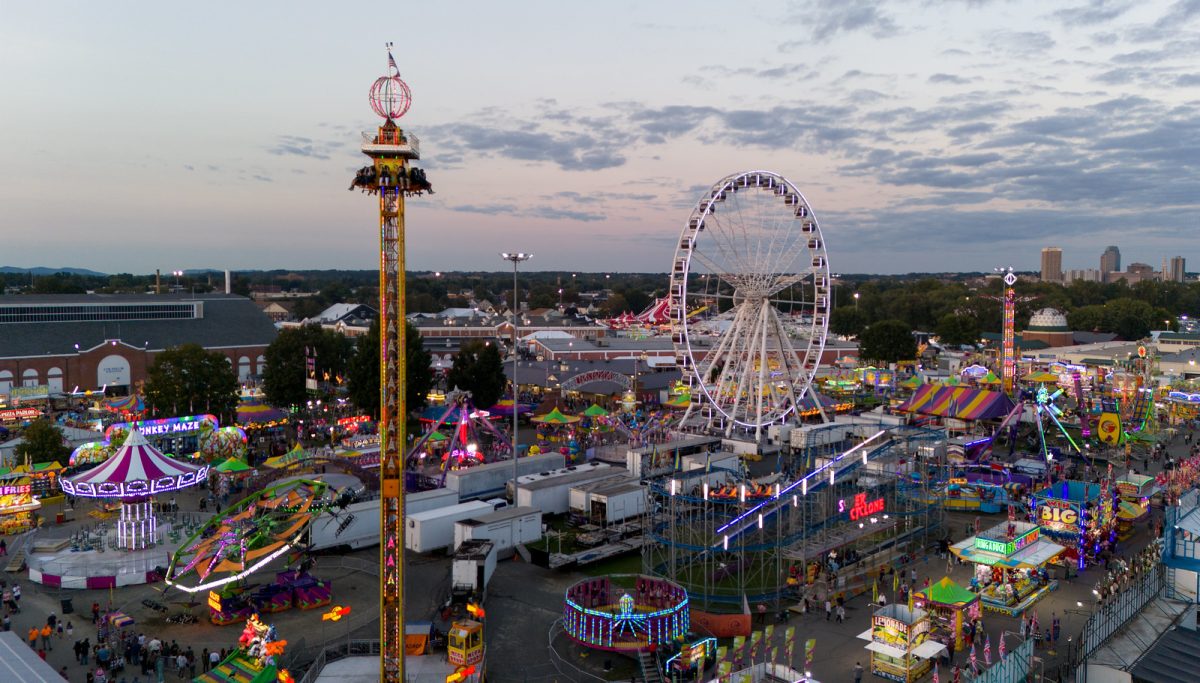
[60,429,208,550]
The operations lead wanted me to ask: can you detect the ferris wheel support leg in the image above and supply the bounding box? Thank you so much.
[754,299,771,445]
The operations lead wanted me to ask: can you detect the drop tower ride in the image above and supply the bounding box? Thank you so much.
[349,45,433,683]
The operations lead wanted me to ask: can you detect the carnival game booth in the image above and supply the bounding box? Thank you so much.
[856,604,944,683]
[562,575,689,652]
[950,521,1064,617]
[0,482,41,535]
[1114,473,1155,541]
[913,577,981,651]
[1030,479,1118,570]
[61,429,208,550]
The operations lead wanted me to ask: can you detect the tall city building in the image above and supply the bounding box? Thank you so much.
[1041,247,1063,284]
[1101,245,1121,275]
[1167,256,1187,283]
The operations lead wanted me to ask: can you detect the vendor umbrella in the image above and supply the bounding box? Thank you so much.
[583,404,609,418]
[426,430,449,443]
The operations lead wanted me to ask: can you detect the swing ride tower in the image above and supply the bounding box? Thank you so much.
[352,45,433,683]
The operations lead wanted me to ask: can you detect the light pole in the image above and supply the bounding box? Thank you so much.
[853,292,860,309]
[501,252,531,500]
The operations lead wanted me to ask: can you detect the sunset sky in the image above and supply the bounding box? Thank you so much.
[2,1,1197,274]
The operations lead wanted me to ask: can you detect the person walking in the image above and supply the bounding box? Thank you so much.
[27,626,38,648]
[854,661,864,682]
[836,604,846,623]
[825,598,832,621]
[40,623,52,650]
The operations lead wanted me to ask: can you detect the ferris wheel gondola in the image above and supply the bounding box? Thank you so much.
[669,171,831,440]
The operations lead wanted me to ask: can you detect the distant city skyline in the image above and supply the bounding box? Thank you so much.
[2,1,1198,275]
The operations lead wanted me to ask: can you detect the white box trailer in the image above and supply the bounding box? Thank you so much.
[515,464,623,515]
[588,482,647,525]
[308,499,382,552]
[405,500,494,553]
[407,487,460,514]
[445,452,566,501]
[453,506,542,559]
[451,540,497,600]
[568,474,638,515]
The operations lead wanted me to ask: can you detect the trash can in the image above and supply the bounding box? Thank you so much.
[56,513,65,525]
[61,598,74,614]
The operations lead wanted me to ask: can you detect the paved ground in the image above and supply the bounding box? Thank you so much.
[4,428,1188,683]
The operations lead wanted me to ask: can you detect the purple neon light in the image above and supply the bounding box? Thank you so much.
[714,430,886,538]
[61,430,206,498]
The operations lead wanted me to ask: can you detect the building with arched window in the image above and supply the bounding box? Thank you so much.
[0,293,276,400]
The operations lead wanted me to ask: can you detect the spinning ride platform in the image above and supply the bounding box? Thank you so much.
[562,574,689,652]
[27,521,188,589]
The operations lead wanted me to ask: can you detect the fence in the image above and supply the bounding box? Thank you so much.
[1069,564,1165,683]
[968,636,1035,683]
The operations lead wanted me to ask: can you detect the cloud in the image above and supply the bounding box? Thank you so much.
[790,0,899,42]
[266,135,342,160]
[427,122,626,171]
[449,203,518,215]
[526,206,605,222]
[183,165,194,171]
[986,30,1056,55]
[1154,0,1200,29]
[252,175,272,183]
[1052,0,1134,26]
[928,73,972,85]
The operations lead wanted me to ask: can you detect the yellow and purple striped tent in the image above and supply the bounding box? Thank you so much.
[898,384,1016,420]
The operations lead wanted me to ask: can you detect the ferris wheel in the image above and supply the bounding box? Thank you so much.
[669,171,831,439]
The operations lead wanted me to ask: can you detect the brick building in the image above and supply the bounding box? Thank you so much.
[0,293,277,398]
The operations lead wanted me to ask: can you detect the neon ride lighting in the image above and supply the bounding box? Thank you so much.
[60,467,209,498]
[105,414,218,441]
[165,539,299,594]
[841,493,885,521]
[713,430,886,539]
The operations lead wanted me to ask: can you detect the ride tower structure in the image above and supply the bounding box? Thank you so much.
[350,44,433,683]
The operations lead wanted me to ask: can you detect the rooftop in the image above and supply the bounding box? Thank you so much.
[0,293,277,358]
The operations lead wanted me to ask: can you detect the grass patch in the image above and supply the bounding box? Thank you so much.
[579,553,644,577]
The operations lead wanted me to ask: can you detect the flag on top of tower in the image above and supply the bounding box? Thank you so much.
[387,44,399,75]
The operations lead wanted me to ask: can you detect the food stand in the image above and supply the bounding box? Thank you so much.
[856,604,944,682]
[1030,479,1118,570]
[913,577,981,651]
[950,521,1064,616]
[0,483,40,534]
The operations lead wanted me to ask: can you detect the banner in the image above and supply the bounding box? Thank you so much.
[718,662,732,678]
[805,638,815,670]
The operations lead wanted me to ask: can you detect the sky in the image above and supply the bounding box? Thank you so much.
[1,1,1198,275]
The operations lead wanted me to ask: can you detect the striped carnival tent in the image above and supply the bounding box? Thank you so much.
[61,429,208,550]
[897,384,1016,421]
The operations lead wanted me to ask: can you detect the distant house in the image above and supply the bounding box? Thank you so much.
[307,303,377,327]
[256,301,296,323]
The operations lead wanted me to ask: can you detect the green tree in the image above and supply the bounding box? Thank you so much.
[1067,305,1107,332]
[144,344,239,423]
[601,293,630,318]
[1104,298,1155,341]
[446,340,506,408]
[15,419,70,465]
[859,319,917,364]
[935,313,981,347]
[262,324,352,407]
[830,307,869,338]
[347,319,433,419]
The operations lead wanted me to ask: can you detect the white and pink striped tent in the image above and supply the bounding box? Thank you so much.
[62,429,208,498]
